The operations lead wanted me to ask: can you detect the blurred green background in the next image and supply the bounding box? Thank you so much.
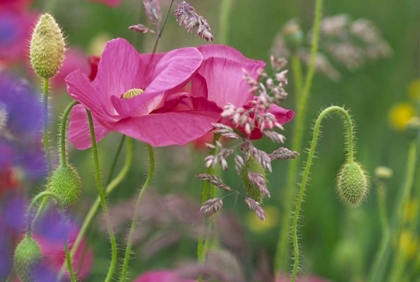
[24,0,420,281]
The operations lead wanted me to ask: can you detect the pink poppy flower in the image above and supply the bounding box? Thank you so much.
[191,45,294,138]
[66,38,221,149]
[51,48,90,89]
[134,270,196,282]
[0,0,33,11]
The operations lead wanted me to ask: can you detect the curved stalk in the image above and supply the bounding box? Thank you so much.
[86,109,117,282]
[58,136,133,278]
[290,106,355,281]
[120,144,154,281]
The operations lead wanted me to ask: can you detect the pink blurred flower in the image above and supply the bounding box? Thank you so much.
[134,270,196,282]
[34,225,93,280]
[0,8,37,66]
[190,45,294,138]
[0,0,33,11]
[51,48,90,89]
[88,0,122,7]
[66,38,221,149]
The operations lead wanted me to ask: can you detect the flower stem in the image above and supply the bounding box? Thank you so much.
[368,180,391,282]
[120,143,154,281]
[58,135,133,279]
[197,135,219,282]
[151,0,175,54]
[26,191,77,281]
[105,135,126,185]
[291,53,303,103]
[219,0,233,44]
[290,106,354,282]
[27,191,62,236]
[34,101,79,226]
[388,141,417,282]
[64,241,77,282]
[42,78,52,174]
[86,109,117,282]
[60,101,79,167]
[274,0,324,274]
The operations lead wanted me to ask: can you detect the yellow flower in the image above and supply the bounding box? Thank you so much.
[88,32,112,56]
[408,79,420,101]
[246,206,278,233]
[398,230,418,259]
[388,102,416,131]
[403,198,419,224]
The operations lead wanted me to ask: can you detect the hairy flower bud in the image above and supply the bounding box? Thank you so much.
[241,156,267,203]
[30,14,65,79]
[14,236,42,282]
[49,165,81,208]
[336,161,369,206]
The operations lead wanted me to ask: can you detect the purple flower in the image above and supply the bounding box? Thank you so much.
[0,72,46,184]
[0,8,37,66]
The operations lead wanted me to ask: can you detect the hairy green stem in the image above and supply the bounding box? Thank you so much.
[106,135,126,185]
[151,0,175,54]
[34,101,79,223]
[274,0,324,274]
[58,136,133,278]
[26,191,77,281]
[219,0,233,44]
[86,109,117,282]
[291,53,303,103]
[197,135,219,282]
[368,181,391,282]
[42,78,52,174]
[120,143,154,281]
[388,141,417,282]
[64,241,77,282]
[27,191,62,236]
[290,106,355,281]
[60,101,79,167]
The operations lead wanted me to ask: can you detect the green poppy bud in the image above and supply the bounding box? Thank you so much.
[49,165,81,208]
[241,156,267,203]
[30,14,65,79]
[14,236,42,282]
[336,161,369,206]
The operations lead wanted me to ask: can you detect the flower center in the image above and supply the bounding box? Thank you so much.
[121,88,144,99]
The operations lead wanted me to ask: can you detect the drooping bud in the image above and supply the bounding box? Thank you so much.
[30,14,66,79]
[374,166,393,181]
[241,156,267,203]
[336,161,369,206]
[14,236,42,282]
[49,165,81,208]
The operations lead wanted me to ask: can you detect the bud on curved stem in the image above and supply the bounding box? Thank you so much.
[290,106,366,282]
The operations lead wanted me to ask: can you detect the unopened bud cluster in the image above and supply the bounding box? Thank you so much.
[30,13,65,79]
